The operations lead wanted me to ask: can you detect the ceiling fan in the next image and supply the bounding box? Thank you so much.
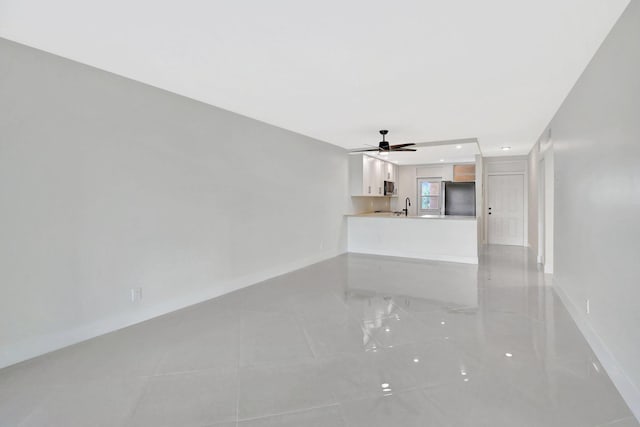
[351,130,417,153]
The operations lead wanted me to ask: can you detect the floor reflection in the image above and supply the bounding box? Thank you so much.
[1,246,637,426]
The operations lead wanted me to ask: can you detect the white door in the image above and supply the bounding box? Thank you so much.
[487,174,524,246]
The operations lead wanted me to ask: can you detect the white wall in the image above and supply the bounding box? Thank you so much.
[394,165,419,215]
[0,38,349,368]
[528,137,554,271]
[475,155,484,245]
[542,147,554,273]
[541,0,640,417]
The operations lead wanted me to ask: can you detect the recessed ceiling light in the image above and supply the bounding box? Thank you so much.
[381,383,390,388]
[413,358,420,363]
[384,328,391,332]
[456,145,462,149]
[501,146,511,151]
[505,352,513,358]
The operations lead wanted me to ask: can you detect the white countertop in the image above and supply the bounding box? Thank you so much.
[346,212,477,221]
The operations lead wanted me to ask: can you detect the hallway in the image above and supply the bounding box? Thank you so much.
[0,246,636,426]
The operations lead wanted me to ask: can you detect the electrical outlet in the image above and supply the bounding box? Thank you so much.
[130,287,142,303]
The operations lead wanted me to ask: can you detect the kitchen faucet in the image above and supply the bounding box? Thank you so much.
[403,197,411,216]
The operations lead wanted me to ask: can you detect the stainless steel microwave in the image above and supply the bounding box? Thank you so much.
[384,181,395,196]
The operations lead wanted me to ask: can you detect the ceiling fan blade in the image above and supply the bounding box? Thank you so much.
[389,143,416,149]
[351,148,382,152]
[391,148,417,152]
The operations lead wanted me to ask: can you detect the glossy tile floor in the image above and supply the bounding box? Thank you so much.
[1,245,638,426]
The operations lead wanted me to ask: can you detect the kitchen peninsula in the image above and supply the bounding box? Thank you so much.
[346,212,478,264]
[347,150,480,264]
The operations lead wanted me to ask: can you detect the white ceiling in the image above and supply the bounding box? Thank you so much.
[0,0,629,155]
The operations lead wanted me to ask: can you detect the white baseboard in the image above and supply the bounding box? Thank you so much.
[553,280,640,421]
[348,250,478,265]
[0,249,345,370]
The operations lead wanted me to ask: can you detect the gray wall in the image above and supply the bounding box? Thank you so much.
[0,38,349,368]
[545,0,640,413]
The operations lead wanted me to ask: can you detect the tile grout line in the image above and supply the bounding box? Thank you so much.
[281,293,323,361]
[237,402,342,423]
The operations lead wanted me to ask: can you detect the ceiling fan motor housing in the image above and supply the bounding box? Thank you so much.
[379,129,390,150]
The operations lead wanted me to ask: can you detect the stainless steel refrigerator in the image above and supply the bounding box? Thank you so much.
[442,181,476,216]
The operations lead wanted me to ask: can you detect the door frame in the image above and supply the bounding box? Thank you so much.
[539,143,554,274]
[485,171,527,246]
[537,159,546,264]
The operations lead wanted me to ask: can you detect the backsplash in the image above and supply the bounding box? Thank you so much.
[349,197,391,214]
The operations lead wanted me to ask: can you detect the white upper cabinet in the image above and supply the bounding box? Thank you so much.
[384,161,398,183]
[391,162,398,194]
[349,154,396,197]
[384,162,392,181]
[372,157,383,196]
[363,155,376,195]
